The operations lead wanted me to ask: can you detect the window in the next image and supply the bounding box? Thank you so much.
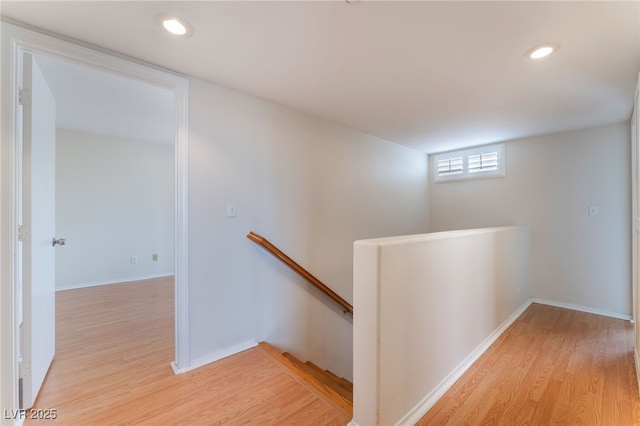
[433,143,505,182]
[437,156,463,176]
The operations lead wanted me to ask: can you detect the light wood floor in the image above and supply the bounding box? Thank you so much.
[27,277,350,425]
[418,303,640,425]
[31,282,640,425]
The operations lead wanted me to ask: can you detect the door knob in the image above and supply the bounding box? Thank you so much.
[52,238,66,247]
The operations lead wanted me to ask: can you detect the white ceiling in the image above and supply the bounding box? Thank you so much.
[2,1,639,154]
[34,53,175,145]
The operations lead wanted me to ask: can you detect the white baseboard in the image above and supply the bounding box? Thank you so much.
[56,274,173,291]
[170,340,257,375]
[396,299,533,426]
[532,298,632,321]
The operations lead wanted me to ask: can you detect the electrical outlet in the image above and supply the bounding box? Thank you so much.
[131,256,138,264]
[152,253,158,261]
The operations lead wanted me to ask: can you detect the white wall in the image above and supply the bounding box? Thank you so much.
[0,22,431,419]
[55,129,174,289]
[353,227,530,425]
[187,77,430,379]
[430,122,631,316]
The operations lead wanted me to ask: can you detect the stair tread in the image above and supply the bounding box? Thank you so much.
[257,342,352,417]
[305,361,353,394]
[298,360,353,401]
[285,355,342,390]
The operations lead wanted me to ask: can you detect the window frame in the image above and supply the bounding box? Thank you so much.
[433,143,506,183]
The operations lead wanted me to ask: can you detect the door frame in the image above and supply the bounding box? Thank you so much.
[632,75,638,329]
[630,74,640,392]
[1,22,190,417]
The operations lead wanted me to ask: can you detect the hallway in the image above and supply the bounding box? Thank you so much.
[27,278,348,425]
[419,303,640,425]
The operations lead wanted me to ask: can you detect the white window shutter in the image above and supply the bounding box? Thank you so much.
[469,151,499,173]
[437,157,464,176]
[433,144,505,182]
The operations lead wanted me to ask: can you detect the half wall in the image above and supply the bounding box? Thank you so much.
[353,226,530,425]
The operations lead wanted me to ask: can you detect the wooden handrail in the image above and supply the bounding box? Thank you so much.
[247,231,353,315]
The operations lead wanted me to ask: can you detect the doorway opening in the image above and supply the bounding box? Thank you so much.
[25,52,176,409]
[37,54,177,292]
[3,23,189,413]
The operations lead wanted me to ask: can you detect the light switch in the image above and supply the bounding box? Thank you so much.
[588,205,599,217]
[227,202,237,218]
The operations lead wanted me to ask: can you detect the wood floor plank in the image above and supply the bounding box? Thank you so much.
[417,303,640,426]
[26,278,350,425]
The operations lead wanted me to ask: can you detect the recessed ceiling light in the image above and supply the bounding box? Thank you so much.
[526,44,558,60]
[155,13,194,37]
[163,19,186,35]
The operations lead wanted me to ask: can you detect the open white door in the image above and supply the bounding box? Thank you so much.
[20,52,57,409]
